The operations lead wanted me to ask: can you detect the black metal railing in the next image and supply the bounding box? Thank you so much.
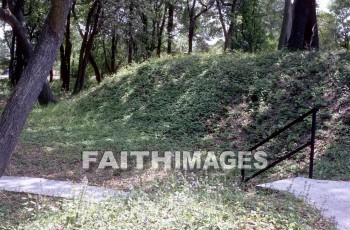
[241,108,318,182]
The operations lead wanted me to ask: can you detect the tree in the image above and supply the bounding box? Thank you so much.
[167,2,175,54]
[0,0,57,105]
[287,0,319,51]
[331,0,350,49]
[60,10,72,92]
[0,0,72,177]
[215,0,238,51]
[185,0,214,54]
[318,11,337,50]
[72,1,102,84]
[241,0,266,52]
[73,0,102,94]
[155,0,167,58]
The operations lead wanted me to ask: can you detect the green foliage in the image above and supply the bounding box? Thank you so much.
[24,0,51,42]
[0,79,11,103]
[18,173,335,229]
[232,0,267,52]
[318,11,337,50]
[330,0,350,49]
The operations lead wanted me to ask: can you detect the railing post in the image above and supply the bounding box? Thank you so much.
[309,109,317,179]
[241,168,245,182]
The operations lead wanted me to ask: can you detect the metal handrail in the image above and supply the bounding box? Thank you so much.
[241,108,318,182]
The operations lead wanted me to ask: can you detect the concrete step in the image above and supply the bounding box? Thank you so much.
[258,177,350,230]
[0,176,128,201]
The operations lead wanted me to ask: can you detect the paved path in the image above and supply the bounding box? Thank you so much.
[258,177,350,230]
[0,75,60,80]
[0,176,127,201]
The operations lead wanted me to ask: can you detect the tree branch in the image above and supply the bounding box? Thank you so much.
[0,5,32,58]
[194,1,214,19]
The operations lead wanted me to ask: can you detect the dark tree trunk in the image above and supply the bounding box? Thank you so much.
[49,69,53,82]
[140,13,151,59]
[127,2,133,64]
[74,35,90,93]
[278,0,293,50]
[60,11,72,92]
[216,0,228,50]
[13,40,25,85]
[0,0,71,177]
[216,0,238,51]
[127,32,133,64]
[188,21,195,54]
[167,3,174,54]
[156,6,167,58]
[127,33,133,64]
[60,44,70,91]
[287,0,319,51]
[60,44,66,86]
[150,20,156,55]
[226,2,237,51]
[111,31,117,73]
[89,54,101,83]
[133,40,138,62]
[8,34,15,81]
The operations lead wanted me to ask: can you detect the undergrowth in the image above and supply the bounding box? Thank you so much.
[16,173,334,229]
[21,51,350,181]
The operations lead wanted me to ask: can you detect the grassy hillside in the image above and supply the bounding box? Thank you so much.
[16,51,350,180]
[1,51,349,228]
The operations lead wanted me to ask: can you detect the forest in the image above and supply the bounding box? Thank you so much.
[0,0,349,229]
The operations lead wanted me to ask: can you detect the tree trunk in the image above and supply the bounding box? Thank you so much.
[8,34,15,82]
[150,20,156,55]
[13,41,25,85]
[60,44,70,91]
[72,4,100,84]
[60,11,72,92]
[188,21,195,54]
[186,0,214,54]
[0,0,71,177]
[49,69,53,82]
[216,0,228,51]
[140,13,151,59]
[167,3,174,54]
[102,38,111,73]
[215,0,238,51]
[156,4,167,58]
[73,30,89,94]
[287,0,319,51]
[111,31,117,73]
[127,2,133,64]
[226,0,238,51]
[73,0,101,94]
[127,34,133,64]
[89,55,101,83]
[278,0,293,50]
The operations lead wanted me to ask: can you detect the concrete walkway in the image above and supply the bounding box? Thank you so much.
[258,177,350,230]
[0,176,127,201]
